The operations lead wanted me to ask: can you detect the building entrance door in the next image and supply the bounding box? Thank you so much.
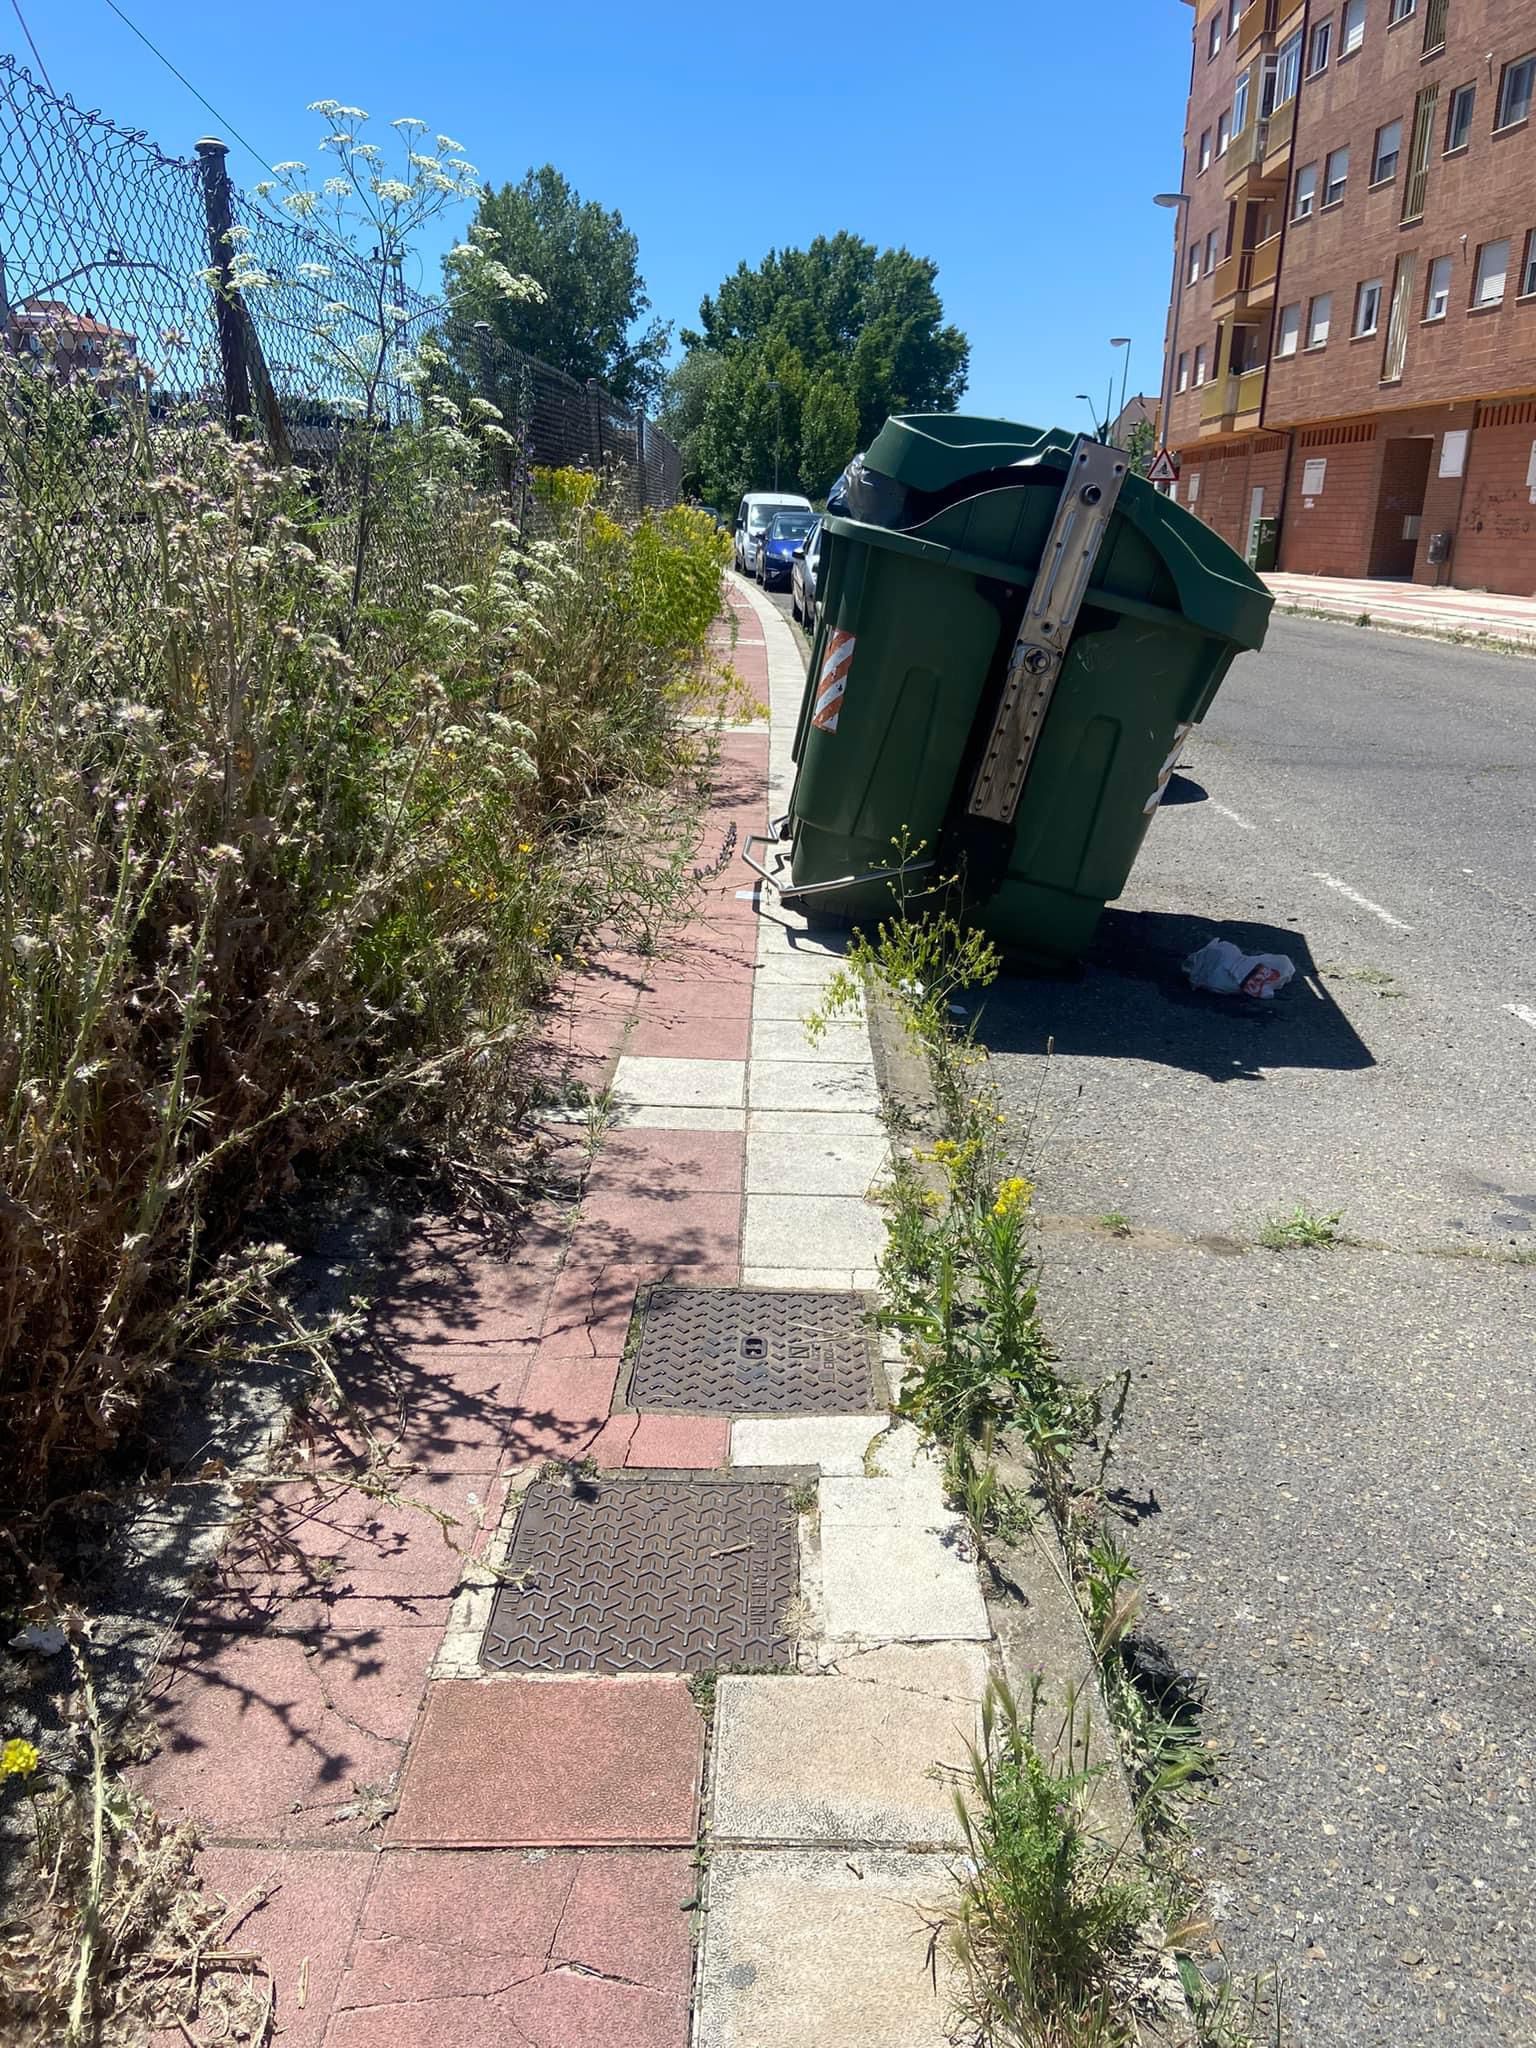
[1246,485,1266,565]
[1368,438,1433,578]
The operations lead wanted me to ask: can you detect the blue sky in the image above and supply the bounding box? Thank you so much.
[23,0,1193,431]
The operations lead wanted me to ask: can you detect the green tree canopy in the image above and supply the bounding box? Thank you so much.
[669,232,968,509]
[442,164,670,408]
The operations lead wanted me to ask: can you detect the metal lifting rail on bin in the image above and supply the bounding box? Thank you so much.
[749,414,1273,962]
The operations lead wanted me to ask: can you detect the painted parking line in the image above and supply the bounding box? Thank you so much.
[1310,872,1412,931]
[1505,1003,1536,1029]
[1211,802,1256,830]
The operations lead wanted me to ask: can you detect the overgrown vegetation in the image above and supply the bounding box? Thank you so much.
[0,332,732,1563]
[816,901,1279,2046]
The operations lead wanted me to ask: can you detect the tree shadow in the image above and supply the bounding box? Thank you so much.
[979,910,1376,1084]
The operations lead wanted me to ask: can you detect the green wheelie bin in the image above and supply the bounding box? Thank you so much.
[780,414,1272,960]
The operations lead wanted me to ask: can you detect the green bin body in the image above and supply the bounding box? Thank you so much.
[786,415,1272,960]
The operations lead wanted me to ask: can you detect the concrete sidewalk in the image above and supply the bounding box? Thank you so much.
[1265,570,1536,648]
[135,571,992,2047]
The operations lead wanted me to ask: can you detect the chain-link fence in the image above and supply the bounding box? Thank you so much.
[0,53,681,509]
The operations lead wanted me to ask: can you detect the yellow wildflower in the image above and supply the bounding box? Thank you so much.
[2,1738,40,1779]
[991,1176,1033,1220]
[517,841,534,854]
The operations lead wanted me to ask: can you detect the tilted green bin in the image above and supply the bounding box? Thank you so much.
[784,415,1272,959]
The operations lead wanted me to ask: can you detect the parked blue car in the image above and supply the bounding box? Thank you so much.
[753,509,818,590]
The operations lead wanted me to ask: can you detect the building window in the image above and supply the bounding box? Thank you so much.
[1522,231,1536,298]
[1371,120,1403,183]
[1387,0,1415,22]
[1422,0,1448,53]
[1177,351,1191,392]
[1381,255,1417,380]
[1274,27,1303,105]
[1199,128,1212,172]
[1206,228,1221,272]
[1217,108,1232,154]
[1424,253,1453,318]
[1496,53,1535,130]
[1341,0,1366,54]
[1472,238,1510,305]
[1308,17,1332,74]
[1444,83,1475,152]
[1188,241,1201,285]
[1194,344,1208,385]
[1233,70,1251,134]
[1306,292,1333,347]
[1324,146,1350,205]
[1209,10,1222,59]
[1229,0,1242,32]
[1276,302,1301,355]
[1354,278,1384,334]
[1293,161,1319,218]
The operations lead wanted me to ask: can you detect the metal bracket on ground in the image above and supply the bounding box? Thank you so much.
[968,437,1129,826]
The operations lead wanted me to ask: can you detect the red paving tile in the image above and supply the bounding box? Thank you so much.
[586,1413,639,1466]
[504,1357,618,1466]
[177,1844,371,2048]
[389,1677,704,1846]
[326,1975,686,2048]
[136,1625,436,1840]
[573,1188,743,1273]
[633,977,753,1021]
[623,1414,729,1470]
[198,1470,492,1632]
[555,1850,695,1993]
[584,1126,744,1195]
[624,1011,750,1060]
[537,1271,638,1359]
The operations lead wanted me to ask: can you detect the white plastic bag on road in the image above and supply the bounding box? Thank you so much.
[1182,937,1296,1000]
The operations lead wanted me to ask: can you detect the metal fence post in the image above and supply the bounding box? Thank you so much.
[472,320,514,497]
[634,407,649,512]
[195,138,252,436]
[586,378,605,475]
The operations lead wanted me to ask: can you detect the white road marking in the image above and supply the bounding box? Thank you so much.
[1211,802,1256,830]
[1310,872,1412,931]
[1505,1004,1536,1029]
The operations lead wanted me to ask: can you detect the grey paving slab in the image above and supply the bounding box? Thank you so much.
[752,981,863,1022]
[747,1109,885,1138]
[749,1016,872,1064]
[712,1650,983,1846]
[743,1193,884,1271]
[748,1060,878,1113]
[730,1415,890,1475]
[696,1848,954,2048]
[612,1055,745,1109]
[741,1265,864,1290]
[753,947,852,986]
[618,1104,747,1132]
[746,1125,888,1198]
[819,1476,989,1641]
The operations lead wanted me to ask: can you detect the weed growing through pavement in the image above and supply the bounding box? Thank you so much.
[1258,1205,1344,1251]
[1099,1213,1133,1238]
[820,899,1279,2046]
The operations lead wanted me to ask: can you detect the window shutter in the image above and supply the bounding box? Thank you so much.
[1381,255,1417,382]
[1402,86,1440,222]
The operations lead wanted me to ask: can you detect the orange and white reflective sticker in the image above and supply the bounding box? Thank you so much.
[811,628,855,734]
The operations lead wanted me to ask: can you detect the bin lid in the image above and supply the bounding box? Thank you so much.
[859,413,1272,654]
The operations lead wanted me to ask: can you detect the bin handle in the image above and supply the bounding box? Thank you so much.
[741,829,937,906]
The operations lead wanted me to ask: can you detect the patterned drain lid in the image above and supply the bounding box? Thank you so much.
[481,1478,797,1675]
[627,1285,879,1415]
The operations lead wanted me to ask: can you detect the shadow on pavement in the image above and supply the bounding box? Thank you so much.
[978,909,1376,1084]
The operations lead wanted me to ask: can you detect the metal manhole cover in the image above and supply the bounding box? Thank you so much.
[627,1286,879,1415]
[481,1478,797,1674]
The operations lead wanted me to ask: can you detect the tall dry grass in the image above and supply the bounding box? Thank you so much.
[0,357,731,1564]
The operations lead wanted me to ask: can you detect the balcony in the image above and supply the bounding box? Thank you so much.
[1236,0,1275,59]
[1248,232,1281,301]
[1222,117,1283,197]
[1263,96,1297,169]
[1199,366,1267,432]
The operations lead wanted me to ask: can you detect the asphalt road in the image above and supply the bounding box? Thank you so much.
[979,615,1536,2045]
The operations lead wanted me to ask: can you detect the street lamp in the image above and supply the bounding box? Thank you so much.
[1074,392,1102,436]
[1110,337,1131,440]
[1153,195,1190,488]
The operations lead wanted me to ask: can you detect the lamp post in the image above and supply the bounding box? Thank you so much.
[1153,193,1190,489]
[1074,392,1102,436]
[1110,337,1131,441]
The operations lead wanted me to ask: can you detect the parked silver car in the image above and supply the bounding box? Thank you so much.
[790,517,823,632]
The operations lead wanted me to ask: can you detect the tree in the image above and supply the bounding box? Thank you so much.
[443,165,669,408]
[671,232,969,507]
[1123,416,1157,476]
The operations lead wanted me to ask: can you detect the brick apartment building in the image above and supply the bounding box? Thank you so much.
[1161,0,1536,594]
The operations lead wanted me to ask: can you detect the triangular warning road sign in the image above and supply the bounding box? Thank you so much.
[1147,447,1180,484]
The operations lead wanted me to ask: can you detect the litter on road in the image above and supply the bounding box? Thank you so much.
[1182,936,1296,999]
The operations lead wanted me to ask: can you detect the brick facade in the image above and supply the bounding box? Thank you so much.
[1165,0,1536,594]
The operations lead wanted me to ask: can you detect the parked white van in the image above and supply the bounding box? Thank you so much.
[733,491,813,574]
